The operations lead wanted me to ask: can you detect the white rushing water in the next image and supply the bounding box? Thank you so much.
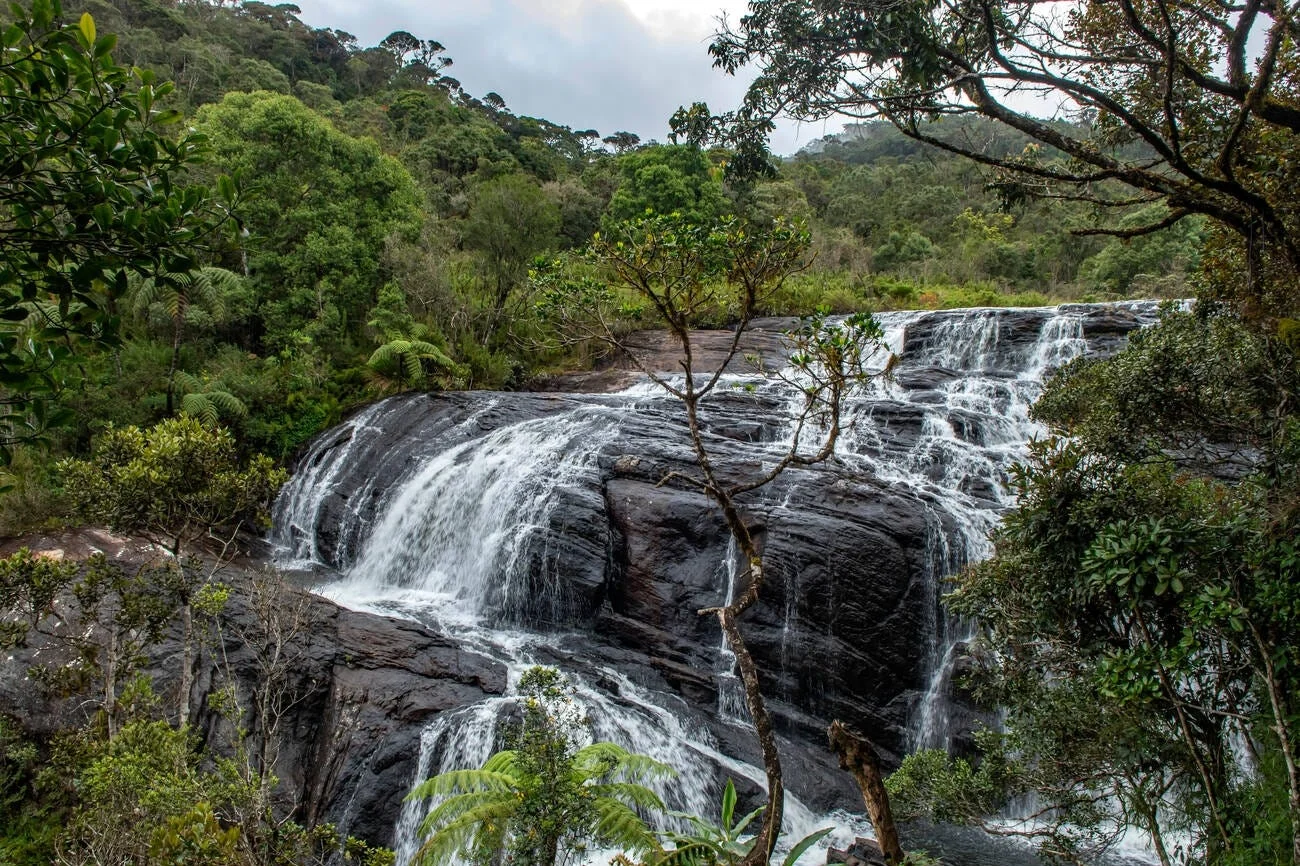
[271,302,1162,865]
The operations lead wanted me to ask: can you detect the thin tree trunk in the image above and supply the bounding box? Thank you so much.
[828,721,905,866]
[681,383,785,866]
[104,629,118,738]
[718,603,784,866]
[1248,618,1300,866]
[166,320,182,415]
[1134,609,1234,854]
[179,600,192,726]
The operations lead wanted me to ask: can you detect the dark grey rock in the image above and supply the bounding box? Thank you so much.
[0,532,506,848]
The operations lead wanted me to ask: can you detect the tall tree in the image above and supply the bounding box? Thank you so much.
[194,91,422,354]
[605,145,728,227]
[538,213,887,865]
[694,0,1300,319]
[462,174,560,339]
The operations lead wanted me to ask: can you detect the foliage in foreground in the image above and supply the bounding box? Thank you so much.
[644,778,831,866]
[408,667,671,866]
[0,0,232,455]
[0,544,393,866]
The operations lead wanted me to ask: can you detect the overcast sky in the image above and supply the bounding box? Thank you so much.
[289,0,841,154]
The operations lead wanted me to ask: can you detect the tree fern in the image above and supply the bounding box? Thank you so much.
[130,267,238,327]
[127,267,242,414]
[405,667,673,866]
[174,371,246,428]
[366,337,461,393]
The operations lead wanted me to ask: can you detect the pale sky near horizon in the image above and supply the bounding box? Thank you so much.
[288,0,840,154]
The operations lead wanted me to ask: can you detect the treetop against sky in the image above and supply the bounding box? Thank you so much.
[287,0,838,153]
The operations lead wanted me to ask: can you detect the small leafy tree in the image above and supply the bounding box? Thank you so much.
[61,712,395,866]
[59,418,286,724]
[0,551,185,737]
[538,213,887,865]
[462,174,561,339]
[408,667,671,866]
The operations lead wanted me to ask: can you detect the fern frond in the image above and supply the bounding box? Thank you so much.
[480,750,520,774]
[180,393,219,428]
[649,841,722,866]
[417,789,515,837]
[574,742,674,783]
[402,352,422,383]
[367,342,402,368]
[205,389,247,419]
[173,370,203,393]
[589,781,665,812]
[129,276,167,319]
[412,798,513,866]
[407,767,521,801]
[590,797,657,854]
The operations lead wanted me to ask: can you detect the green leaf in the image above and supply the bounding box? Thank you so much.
[78,12,95,46]
[720,777,736,828]
[781,827,834,866]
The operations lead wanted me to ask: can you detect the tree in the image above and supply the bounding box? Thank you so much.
[603,131,641,153]
[537,213,887,866]
[462,175,560,339]
[59,418,287,725]
[194,90,422,354]
[695,0,1300,319]
[408,667,670,866]
[0,0,232,455]
[0,550,178,737]
[129,267,242,415]
[605,145,728,227]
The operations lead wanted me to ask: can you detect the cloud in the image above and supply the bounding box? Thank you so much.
[290,0,823,153]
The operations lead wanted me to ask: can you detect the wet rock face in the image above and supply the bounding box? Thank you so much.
[598,456,936,755]
[278,386,944,760]
[265,302,1161,834]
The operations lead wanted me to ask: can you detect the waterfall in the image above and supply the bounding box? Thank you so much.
[715,536,751,725]
[270,302,1164,865]
[326,408,620,629]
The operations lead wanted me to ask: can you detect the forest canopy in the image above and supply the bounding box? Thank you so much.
[0,0,1204,507]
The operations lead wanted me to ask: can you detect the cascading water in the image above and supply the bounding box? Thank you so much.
[327,409,620,630]
[270,301,1163,865]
